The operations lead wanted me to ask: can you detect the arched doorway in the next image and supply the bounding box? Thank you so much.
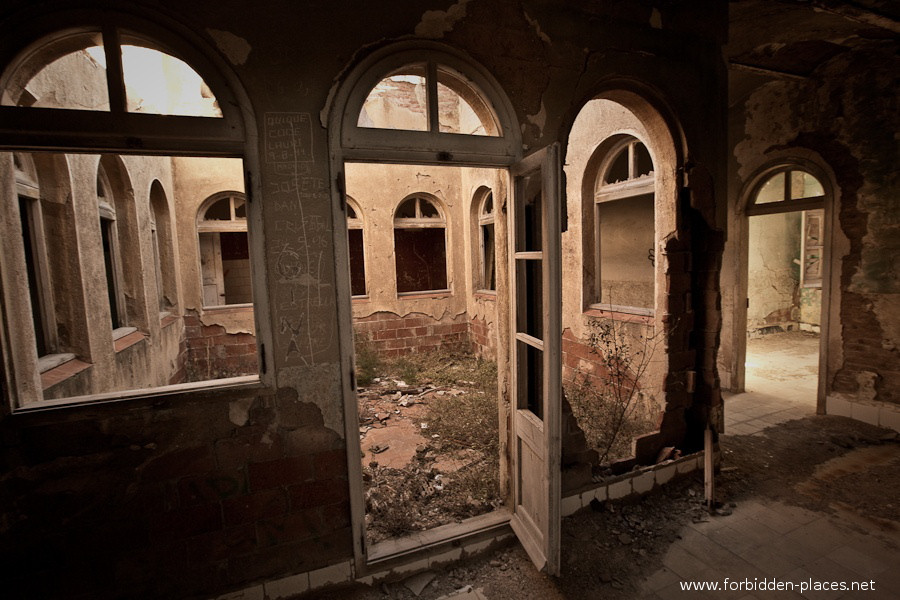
[733,163,834,422]
[328,41,564,574]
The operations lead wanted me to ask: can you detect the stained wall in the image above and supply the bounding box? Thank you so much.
[0,1,729,598]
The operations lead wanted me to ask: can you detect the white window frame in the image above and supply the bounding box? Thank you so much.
[475,188,497,293]
[591,135,656,316]
[197,192,251,309]
[393,193,450,296]
[345,196,368,298]
[0,12,271,411]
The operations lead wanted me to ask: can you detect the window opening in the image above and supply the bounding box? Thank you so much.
[346,196,367,297]
[593,136,656,312]
[97,164,126,330]
[393,194,448,294]
[358,67,427,131]
[198,192,252,307]
[2,32,108,110]
[19,196,48,356]
[751,169,825,206]
[2,31,221,118]
[149,180,177,315]
[477,190,496,291]
[0,20,260,409]
[355,62,500,136]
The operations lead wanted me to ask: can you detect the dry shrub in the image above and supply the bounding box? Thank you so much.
[565,318,662,464]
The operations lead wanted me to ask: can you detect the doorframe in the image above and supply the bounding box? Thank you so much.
[325,41,527,576]
[732,156,839,415]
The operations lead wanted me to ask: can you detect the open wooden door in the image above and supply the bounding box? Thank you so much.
[508,144,562,575]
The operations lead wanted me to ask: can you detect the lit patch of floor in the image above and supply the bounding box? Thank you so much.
[725,330,820,435]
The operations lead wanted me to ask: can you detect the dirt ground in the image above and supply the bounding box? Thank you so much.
[303,414,899,600]
[357,353,501,544]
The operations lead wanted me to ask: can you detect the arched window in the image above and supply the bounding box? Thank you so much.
[474,189,496,291]
[2,30,221,117]
[393,194,448,294]
[14,153,55,360]
[334,44,519,164]
[749,169,826,289]
[358,64,499,136]
[197,192,251,307]
[0,15,261,408]
[96,162,126,330]
[346,196,367,297]
[149,180,177,315]
[593,135,656,312]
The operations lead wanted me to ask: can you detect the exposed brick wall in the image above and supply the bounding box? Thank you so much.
[562,328,607,387]
[0,388,351,600]
[468,315,496,361]
[353,311,470,358]
[183,313,258,382]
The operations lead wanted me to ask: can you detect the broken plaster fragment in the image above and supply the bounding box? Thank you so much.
[228,397,254,426]
[414,0,472,39]
[206,29,251,65]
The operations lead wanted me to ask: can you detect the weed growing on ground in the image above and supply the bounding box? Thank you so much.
[360,349,501,542]
[354,337,381,386]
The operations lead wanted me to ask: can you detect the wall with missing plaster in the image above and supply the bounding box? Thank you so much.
[721,37,899,408]
[0,1,729,598]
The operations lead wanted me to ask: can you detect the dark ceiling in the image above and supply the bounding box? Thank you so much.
[727,0,899,105]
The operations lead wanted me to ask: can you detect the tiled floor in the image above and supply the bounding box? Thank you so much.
[725,332,820,435]
[638,332,900,599]
[638,498,899,599]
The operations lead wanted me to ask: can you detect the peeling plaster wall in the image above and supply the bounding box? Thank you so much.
[0,1,728,598]
[722,38,899,406]
[747,212,801,331]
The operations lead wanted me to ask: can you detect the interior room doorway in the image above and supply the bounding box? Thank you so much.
[731,166,831,430]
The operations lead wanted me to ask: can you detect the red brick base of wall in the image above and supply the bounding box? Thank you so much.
[353,311,472,358]
[183,314,258,382]
[562,329,608,386]
[468,315,496,361]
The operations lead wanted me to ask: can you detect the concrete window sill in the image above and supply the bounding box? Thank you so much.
[585,306,655,324]
[114,331,147,353]
[40,357,91,391]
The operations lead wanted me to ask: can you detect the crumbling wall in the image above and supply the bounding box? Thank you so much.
[726,39,900,408]
[747,212,801,333]
[0,1,728,598]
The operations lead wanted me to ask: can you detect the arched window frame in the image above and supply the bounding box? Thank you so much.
[197,191,251,308]
[149,179,177,316]
[0,13,245,153]
[591,134,657,314]
[473,187,496,293]
[392,193,450,295]
[345,196,368,298]
[0,9,268,411]
[333,43,521,165]
[746,167,827,289]
[746,167,826,216]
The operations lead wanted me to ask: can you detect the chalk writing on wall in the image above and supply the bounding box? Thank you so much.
[265,112,314,168]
